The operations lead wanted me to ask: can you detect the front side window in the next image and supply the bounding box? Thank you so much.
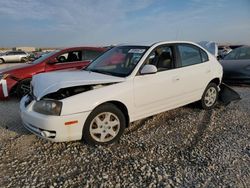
[30,50,59,64]
[144,45,174,72]
[178,44,203,67]
[7,52,15,55]
[57,51,82,63]
[85,46,149,77]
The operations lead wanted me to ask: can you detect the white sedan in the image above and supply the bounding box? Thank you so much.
[20,41,223,145]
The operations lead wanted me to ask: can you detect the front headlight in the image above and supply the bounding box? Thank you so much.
[33,100,62,116]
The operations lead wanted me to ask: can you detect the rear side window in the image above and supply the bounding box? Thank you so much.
[178,44,205,67]
[200,49,208,62]
[83,50,103,60]
[16,51,26,55]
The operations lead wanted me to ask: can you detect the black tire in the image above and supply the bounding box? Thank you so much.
[21,57,27,63]
[200,83,218,110]
[0,58,4,64]
[83,103,126,146]
[16,79,31,99]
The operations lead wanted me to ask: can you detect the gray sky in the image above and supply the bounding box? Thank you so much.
[0,0,250,47]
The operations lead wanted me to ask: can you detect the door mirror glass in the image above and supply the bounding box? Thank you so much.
[140,64,157,75]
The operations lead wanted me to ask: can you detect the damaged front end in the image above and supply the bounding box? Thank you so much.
[219,83,241,105]
[42,83,113,100]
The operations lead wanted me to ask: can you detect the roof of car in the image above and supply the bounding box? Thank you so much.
[116,41,200,47]
[60,46,106,51]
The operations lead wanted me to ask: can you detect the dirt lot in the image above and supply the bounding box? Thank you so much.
[0,64,249,187]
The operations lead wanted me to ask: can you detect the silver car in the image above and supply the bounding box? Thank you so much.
[0,51,29,64]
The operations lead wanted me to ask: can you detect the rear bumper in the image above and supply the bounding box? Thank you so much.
[20,95,91,142]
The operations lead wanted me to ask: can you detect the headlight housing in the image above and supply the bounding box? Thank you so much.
[33,100,62,116]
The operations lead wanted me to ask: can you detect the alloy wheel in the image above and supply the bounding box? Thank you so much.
[89,112,120,142]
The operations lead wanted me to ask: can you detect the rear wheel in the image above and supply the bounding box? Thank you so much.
[83,103,126,145]
[0,58,4,64]
[16,79,31,99]
[200,83,218,110]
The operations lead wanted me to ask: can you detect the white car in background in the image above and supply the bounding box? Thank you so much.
[20,41,223,145]
[0,51,29,64]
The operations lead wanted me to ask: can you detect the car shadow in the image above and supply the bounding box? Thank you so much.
[0,97,30,135]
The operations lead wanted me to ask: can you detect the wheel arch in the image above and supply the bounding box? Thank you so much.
[209,77,221,86]
[94,100,130,128]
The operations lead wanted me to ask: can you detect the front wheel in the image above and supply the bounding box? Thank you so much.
[83,103,126,145]
[200,83,218,110]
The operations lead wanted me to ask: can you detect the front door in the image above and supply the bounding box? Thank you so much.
[133,45,183,119]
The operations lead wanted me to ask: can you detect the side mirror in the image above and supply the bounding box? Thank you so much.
[140,64,157,75]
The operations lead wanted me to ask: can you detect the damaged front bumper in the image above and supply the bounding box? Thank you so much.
[20,95,91,142]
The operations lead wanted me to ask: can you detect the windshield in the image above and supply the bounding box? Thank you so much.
[29,50,59,64]
[85,46,149,77]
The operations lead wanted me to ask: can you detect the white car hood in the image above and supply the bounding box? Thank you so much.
[32,70,125,100]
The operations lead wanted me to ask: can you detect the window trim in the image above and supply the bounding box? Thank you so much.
[136,44,177,76]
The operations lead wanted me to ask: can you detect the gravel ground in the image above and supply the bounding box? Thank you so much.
[0,86,249,187]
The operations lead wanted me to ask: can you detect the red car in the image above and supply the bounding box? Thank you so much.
[0,47,106,99]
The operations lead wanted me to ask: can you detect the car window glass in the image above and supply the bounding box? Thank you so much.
[83,50,103,60]
[56,51,82,63]
[237,47,250,59]
[200,49,209,62]
[8,52,15,55]
[178,44,202,67]
[145,46,174,72]
[85,46,148,77]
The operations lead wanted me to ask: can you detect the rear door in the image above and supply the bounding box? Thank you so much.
[174,43,211,100]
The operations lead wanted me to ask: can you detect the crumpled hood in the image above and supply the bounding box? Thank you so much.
[32,70,125,100]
